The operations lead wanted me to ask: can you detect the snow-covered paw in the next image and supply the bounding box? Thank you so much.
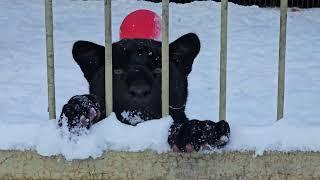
[168,120,230,152]
[58,95,101,131]
[209,120,230,148]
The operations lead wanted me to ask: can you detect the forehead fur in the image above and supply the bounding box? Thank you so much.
[117,38,161,50]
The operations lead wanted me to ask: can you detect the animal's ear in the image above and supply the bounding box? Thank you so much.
[169,33,200,75]
[72,41,105,81]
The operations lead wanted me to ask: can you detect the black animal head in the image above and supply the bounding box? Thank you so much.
[72,33,200,125]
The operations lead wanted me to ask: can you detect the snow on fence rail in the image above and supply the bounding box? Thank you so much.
[44,0,288,121]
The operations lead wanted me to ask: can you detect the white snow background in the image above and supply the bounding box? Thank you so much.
[0,0,319,160]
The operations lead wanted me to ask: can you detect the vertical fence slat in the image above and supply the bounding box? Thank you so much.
[219,0,228,121]
[162,0,169,117]
[104,0,113,116]
[45,0,56,120]
[277,0,287,121]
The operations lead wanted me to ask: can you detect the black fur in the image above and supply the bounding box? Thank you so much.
[59,33,230,152]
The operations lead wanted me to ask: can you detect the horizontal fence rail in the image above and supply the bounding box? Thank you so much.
[224,0,320,8]
[144,0,320,8]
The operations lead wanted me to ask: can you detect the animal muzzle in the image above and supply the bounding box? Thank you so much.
[128,80,151,98]
[126,65,153,98]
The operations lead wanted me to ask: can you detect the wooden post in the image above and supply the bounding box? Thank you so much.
[104,0,113,116]
[162,0,169,117]
[45,0,56,120]
[277,0,287,121]
[219,0,228,121]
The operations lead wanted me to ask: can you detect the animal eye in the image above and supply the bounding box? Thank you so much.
[114,69,124,75]
[153,68,161,74]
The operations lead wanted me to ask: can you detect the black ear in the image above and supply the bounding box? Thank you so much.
[169,33,200,75]
[72,41,105,81]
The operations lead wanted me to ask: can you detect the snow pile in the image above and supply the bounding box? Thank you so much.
[0,0,319,159]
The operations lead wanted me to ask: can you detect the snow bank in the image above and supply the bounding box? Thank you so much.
[0,0,319,159]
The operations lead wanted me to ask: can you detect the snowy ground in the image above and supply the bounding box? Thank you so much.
[0,0,319,160]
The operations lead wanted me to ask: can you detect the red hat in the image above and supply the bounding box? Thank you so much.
[120,9,161,40]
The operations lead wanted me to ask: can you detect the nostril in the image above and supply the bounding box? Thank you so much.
[129,90,137,97]
[129,82,151,98]
[143,91,150,97]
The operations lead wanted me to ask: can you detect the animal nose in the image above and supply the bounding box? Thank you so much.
[129,80,151,98]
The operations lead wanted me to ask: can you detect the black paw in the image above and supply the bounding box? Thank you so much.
[168,120,230,152]
[59,95,102,131]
